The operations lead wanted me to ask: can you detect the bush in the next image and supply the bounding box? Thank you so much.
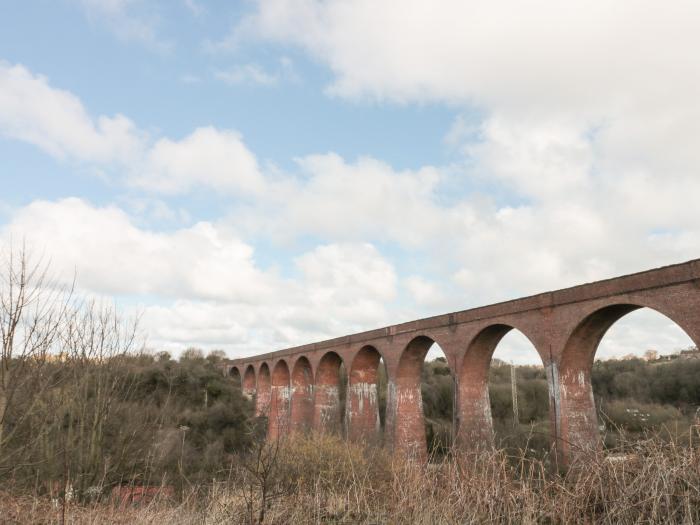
[601,399,685,433]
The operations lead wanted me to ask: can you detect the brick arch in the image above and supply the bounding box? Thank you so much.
[387,335,447,461]
[456,323,545,449]
[269,359,291,441]
[557,301,700,463]
[242,365,256,399]
[255,362,271,417]
[290,356,314,434]
[229,365,241,383]
[560,300,700,370]
[403,330,461,372]
[346,345,384,443]
[313,351,345,434]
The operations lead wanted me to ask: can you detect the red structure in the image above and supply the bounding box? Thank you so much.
[224,259,700,464]
[110,486,174,507]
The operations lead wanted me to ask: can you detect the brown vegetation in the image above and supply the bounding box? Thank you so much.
[2,432,700,524]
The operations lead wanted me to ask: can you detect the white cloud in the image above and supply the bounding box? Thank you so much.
[3,195,693,358]
[135,127,266,195]
[1,198,273,302]
[0,61,265,197]
[296,242,396,305]
[465,114,594,201]
[139,238,400,351]
[238,0,700,110]
[404,276,448,310]
[216,64,279,86]
[241,153,451,247]
[0,198,398,353]
[0,62,143,163]
[121,197,191,225]
[215,58,299,87]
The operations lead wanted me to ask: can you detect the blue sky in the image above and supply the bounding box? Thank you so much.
[1,0,698,362]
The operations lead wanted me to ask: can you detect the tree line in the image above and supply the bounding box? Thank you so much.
[420,351,700,455]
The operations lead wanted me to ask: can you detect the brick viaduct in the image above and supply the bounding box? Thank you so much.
[223,259,700,464]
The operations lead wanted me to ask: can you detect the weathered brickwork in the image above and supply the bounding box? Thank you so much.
[345,346,382,444]
[268,361,291,441]
[254,363,271,418]
[224,259,700,464]
[290,357,314,433]
[313,352,343,435]
[242,365,256,400]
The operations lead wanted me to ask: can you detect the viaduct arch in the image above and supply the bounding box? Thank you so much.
[223,259,700,464]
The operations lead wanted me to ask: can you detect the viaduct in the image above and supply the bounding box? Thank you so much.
[222,259,700,464]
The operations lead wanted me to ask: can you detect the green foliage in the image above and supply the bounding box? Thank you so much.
[421,359,453,421]
[421,358,454,454]
[601,399,683,433]
[593,357,700,407]
[1,350,254,498]
[418,353,700,456]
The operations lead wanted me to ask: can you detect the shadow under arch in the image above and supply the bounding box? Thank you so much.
[243,365,256,399]
[229,366,242,388]
[346,345,385,444]
[269,360,291,441]
[389,335,451,461]
[557,302,700,464]
[290,356,314,433]
[457,324,546,451]
[255,362,272,418]
[314,351,345,434]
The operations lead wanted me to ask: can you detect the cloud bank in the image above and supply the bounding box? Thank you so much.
[2,0,700,363]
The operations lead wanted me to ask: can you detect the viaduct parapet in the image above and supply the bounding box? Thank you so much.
[223,259,700,463]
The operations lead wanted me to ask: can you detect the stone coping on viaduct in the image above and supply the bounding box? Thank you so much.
[224,257,700,366]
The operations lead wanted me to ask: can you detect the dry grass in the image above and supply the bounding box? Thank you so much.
[3,433,700,524]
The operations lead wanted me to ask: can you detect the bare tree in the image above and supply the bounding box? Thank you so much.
[0,244,72,458]
[58,299,142,495]
[238,425,285,525]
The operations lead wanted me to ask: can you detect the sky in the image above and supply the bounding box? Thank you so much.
[0,0,698,363]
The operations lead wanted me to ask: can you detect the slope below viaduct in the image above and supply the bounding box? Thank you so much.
[223,259,700,464]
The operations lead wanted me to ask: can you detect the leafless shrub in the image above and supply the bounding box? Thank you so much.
[0,244,73,462]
